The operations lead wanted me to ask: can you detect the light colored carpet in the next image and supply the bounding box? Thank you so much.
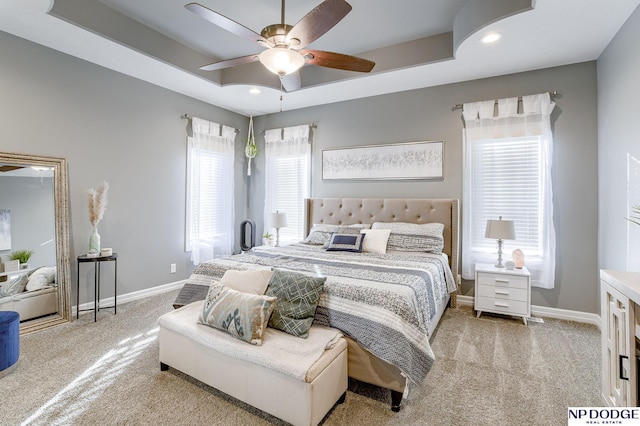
[0,290,600,425]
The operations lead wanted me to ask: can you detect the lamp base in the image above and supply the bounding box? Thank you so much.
[495,239,505,268]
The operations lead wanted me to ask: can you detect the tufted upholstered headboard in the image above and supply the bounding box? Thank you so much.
[304,198,460,288]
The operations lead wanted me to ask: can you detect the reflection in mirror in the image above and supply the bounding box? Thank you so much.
[0,153,71,334]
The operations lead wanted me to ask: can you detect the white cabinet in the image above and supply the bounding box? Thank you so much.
[474,263,531,325]
[600,270,640,407]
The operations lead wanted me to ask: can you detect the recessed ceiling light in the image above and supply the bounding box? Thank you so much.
[249,88,261,95]
[481,32,502,44]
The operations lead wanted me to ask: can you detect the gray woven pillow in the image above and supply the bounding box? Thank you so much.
[303,223,370,245]
[371,222,445,253]
[265,269,326,338]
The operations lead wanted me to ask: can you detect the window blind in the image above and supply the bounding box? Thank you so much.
[188,149,230,246]
[468,135,543,256]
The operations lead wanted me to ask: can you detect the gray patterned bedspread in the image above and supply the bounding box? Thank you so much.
[173,243,456,385]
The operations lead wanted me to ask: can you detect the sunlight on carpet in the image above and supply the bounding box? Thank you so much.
[20,327,159,426]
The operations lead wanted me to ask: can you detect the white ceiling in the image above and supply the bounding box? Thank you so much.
[1,0,639,116]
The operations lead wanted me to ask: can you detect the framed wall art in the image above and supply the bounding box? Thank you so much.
[322,140,444,180]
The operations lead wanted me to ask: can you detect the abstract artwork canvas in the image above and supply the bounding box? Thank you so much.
[0,210,10,250]
[322,140,444,180]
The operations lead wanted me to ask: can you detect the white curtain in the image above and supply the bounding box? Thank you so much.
[264,125,310,244]
[462,93,556,288]
[187,117,235,265]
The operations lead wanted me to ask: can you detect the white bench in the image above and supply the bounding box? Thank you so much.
[158,301,348,426]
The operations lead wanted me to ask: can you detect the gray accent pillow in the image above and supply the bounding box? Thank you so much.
[303,223,371,245]
[198,283,276,346]
[265,269,326,338]
[0,273,28,297]
[371,222,445,253]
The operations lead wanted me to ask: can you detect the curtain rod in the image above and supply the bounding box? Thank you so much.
[261,123,317,135]
[451,91,559,111]
[181,114,239,133]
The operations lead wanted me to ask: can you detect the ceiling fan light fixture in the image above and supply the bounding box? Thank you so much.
[259,47,305,76]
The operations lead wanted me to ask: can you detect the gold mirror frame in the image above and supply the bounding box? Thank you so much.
[0,152,72,334]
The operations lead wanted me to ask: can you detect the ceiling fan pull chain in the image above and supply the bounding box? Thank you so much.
[279,77,284,112]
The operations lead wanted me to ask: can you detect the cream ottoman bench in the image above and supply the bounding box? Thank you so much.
[158,301,348,426]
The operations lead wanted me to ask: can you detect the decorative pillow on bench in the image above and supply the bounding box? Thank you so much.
[220,269,272,295]
[198,283,276,346]
[266,269,325,338]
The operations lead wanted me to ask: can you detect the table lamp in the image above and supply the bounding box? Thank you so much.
[485,216,516,268]
[268,211,287,247]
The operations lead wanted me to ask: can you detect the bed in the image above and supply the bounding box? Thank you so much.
[173,198,460,410]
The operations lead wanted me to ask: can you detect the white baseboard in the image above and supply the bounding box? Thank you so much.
[73,279,186,316]
[457,295,601,328]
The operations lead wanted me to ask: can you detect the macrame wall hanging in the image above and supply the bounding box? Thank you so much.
[245,115,257,176]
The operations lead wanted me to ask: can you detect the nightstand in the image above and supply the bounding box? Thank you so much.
[474,263,531,325]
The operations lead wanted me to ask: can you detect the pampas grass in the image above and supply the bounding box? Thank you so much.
[88,181,109,228]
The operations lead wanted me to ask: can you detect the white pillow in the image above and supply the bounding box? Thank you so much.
[360,229,391,254]
[26,266,57,291]
[219,269,272,295]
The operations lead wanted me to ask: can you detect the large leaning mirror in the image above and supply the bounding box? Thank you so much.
[0,152,71,334]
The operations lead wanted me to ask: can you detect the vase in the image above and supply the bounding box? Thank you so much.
[89,227,101,255]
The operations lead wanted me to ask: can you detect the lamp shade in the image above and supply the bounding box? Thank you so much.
[485,217,516,240]
[269,211,288,228]
[259,48,305,76]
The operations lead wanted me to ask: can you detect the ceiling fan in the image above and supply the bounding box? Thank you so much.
[185,0,375,91]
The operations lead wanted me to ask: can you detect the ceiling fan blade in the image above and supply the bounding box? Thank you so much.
[185,3,270,46]
[281,71,301,92]
[199,54,259,71]
[301,50,375,72]
[286,0,352,49]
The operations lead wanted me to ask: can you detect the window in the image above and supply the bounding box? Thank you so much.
[186,117,235,264]
[467,135,544,257]
[264,125,311,244]
[462,94,555,288]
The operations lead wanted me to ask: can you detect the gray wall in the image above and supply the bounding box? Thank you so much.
[0,176,56,268]
[2,27,604,313]
[251,62,599,313]
[0,30,249,304]
[598,5,640,273]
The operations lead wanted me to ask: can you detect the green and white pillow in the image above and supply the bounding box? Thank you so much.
[198,283,276,346]
[266,269,325,338]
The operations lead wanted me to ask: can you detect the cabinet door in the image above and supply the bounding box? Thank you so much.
[601,281,636,407]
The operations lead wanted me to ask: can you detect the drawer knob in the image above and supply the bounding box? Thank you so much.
[494,302,509,308]
[495,290,510,295]
[495,279,510,283]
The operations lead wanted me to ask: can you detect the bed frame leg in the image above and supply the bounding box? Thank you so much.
[391,390,402,412]
[160,362,169,371]
[337,391,346,404]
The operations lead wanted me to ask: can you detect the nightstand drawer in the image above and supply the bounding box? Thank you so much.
[476,272,528,289]
[476,296,528,316]
[477,284,528,302]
